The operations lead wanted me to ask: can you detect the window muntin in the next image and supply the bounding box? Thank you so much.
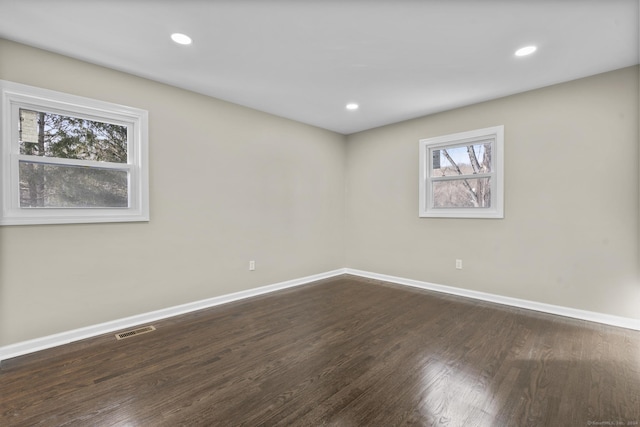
[419,126,503,218]
[1,80,149,225]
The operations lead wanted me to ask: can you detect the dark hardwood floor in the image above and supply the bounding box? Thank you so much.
[1,275,639,426]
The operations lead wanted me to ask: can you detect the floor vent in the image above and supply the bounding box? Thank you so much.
[115,325,156,340]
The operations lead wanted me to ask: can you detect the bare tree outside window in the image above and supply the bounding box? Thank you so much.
[432,142,492,208]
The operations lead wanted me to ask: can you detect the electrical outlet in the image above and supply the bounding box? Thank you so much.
[249,260,255,271]
[455,259,463,270]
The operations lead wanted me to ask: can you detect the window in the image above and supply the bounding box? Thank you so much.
[1,80,149,225]
[419,125,503,218]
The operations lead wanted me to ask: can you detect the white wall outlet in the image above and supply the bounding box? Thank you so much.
[455,259,463,270]
[249,260,255,271]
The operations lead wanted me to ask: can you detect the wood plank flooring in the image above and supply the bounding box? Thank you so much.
[1,275,639,426]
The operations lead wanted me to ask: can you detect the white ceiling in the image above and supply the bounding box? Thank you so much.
[0,0,638,135]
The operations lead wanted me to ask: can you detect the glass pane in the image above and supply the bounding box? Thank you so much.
[19,161,128,208]
[431,142,492,177]
[19,109,128,163]
[433,178,491,208]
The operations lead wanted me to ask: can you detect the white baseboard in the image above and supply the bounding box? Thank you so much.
[0,269,347,362]
[345,268,640,331]
[3,267,638,362]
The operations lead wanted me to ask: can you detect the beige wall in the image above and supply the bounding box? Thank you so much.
[0,40,347,346]
[1,39,638,348]
[345,66,640,319]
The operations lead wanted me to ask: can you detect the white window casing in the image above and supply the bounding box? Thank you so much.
[419,125,504,219]
[0,80,149,225]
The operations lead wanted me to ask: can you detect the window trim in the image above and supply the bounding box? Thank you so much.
[419,125,504,219]
[0,80,149,225]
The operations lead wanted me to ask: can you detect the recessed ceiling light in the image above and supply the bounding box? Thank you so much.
[515,45,537,57]
[171,33,192,45]
[346,103,359,110]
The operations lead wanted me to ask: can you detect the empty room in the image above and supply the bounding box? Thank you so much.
[1,1,639,426]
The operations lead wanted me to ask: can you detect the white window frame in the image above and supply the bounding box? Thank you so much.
[419,125,504,219]
[0,80,149,225]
